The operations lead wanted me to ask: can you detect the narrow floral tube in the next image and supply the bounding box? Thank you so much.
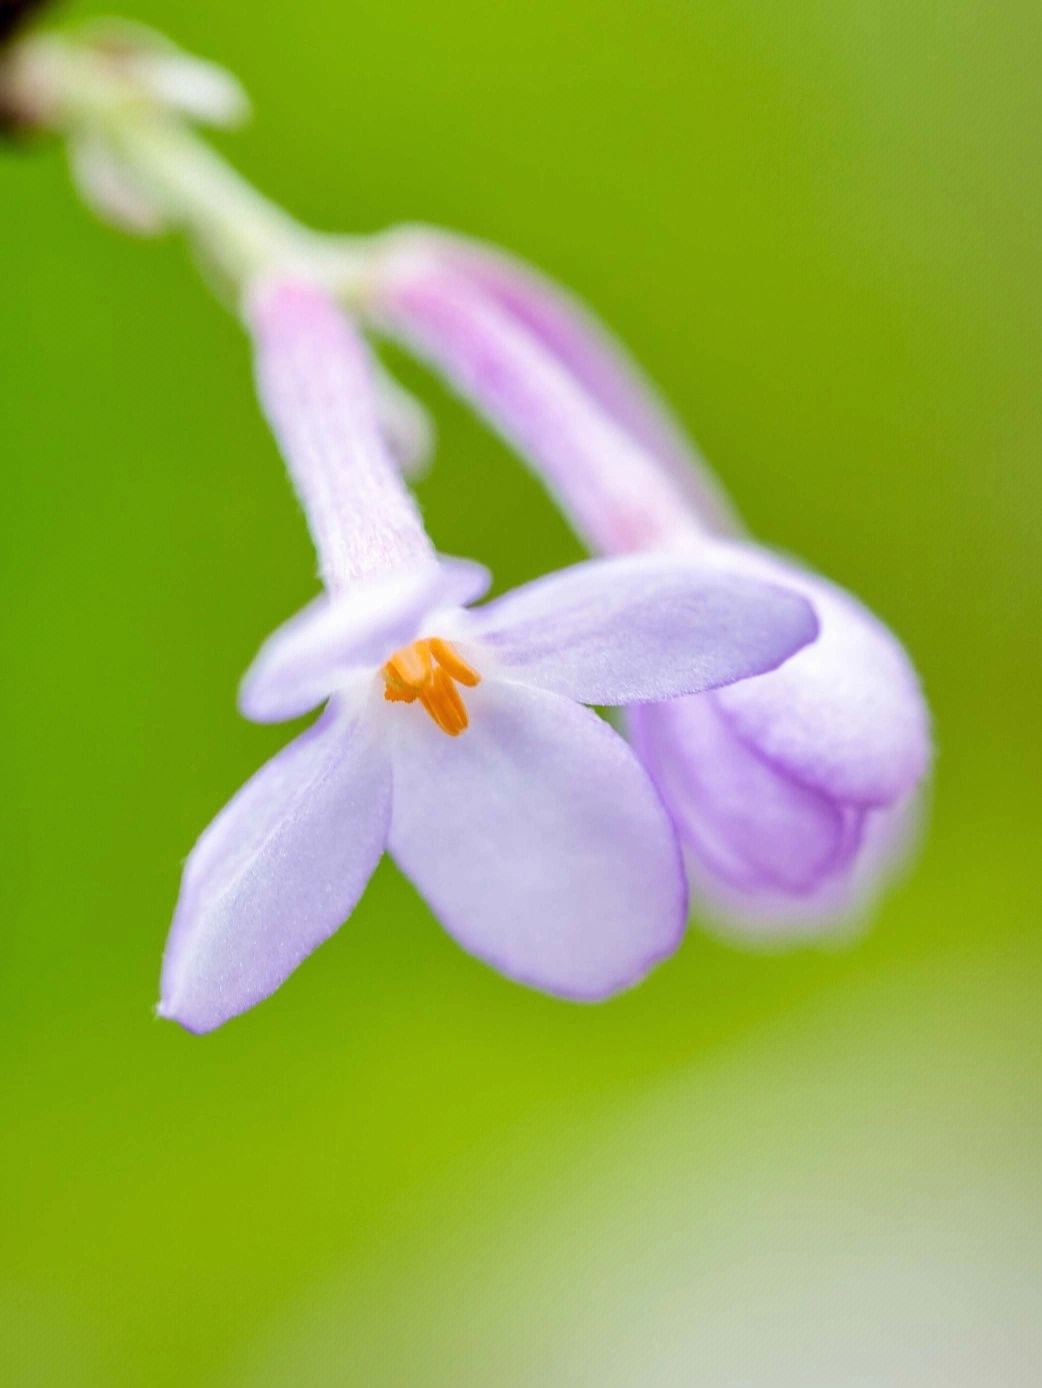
[363,231,932,933]
[247,280,442,593]
[364,237,704,555]
[386,227,741,535]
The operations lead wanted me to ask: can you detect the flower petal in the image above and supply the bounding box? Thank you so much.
[386,679,687,999]
[689,790,926,943]
[383,226,740,534]
[710,548,931,805]
[627,696,856,894]
[83,21,251,127]
[159,702,390,1033]
[458,553,818,706]
[240,557,490,724]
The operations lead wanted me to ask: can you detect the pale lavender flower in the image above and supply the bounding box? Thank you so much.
[363,231,931,933]
[159,283,818,1031]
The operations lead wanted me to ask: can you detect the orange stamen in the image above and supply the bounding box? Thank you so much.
[429,638,480,686]
[381,638,481,736]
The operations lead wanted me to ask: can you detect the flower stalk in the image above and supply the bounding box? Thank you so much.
[0,25,364,292]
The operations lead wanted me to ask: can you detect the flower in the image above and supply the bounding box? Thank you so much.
[158,283,818,1031]
[361,230,931,933]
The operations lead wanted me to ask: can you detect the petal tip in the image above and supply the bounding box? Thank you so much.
[154,991,209,1035]
[559,912,688,1002]
[236,669,289,725]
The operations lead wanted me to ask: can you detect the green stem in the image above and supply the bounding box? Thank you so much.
[106,115,313,285]
[1,31,368,297]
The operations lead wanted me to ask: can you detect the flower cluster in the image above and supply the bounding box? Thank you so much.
[2,22,931,1029]
[160,285,818,1031]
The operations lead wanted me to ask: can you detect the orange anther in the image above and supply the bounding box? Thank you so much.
[385,641,431,690]
[429,638,480,687]
[381,638,481,736]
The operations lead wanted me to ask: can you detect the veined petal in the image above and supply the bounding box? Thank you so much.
[386,680,687,999]
[709,547,931,806]
[159,702,390,1033]
[459,553,818,706]
[385,227,740,534]
[240,557,490,724]
[628,696,857,894]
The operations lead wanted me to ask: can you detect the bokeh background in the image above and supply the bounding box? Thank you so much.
[3,1,1040,1383]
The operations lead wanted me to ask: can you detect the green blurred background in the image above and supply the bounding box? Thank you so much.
[3,1,1040,1382]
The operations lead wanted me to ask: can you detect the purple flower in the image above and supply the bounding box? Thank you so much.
[363,231,931,933]
[158,284,818,1031]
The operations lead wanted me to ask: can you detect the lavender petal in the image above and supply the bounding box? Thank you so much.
[159,702,390,1033]
[460,552,817,706]
[628,695,857,894]
[386,679,686,999]
[710,548,931,806]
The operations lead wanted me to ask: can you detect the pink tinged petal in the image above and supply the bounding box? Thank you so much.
[627,696,858,894]
[392,227,740,535]
[386,680,687,999]
[461,554,818,706]
[709,548,932,806]
[159,704,391,1034]
[247,281,435,592]
[366,252,705,555]
[240,557,490,723]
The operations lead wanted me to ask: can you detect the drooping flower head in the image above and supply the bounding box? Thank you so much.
[2,19,926,985]
[159,283,818,1030]
[361,229,931,934]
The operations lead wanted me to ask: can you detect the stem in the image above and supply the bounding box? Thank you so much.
[105,115,311,284]
[0,31,367,295]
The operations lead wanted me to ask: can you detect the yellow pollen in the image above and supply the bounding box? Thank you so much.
[381,638,481,736]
